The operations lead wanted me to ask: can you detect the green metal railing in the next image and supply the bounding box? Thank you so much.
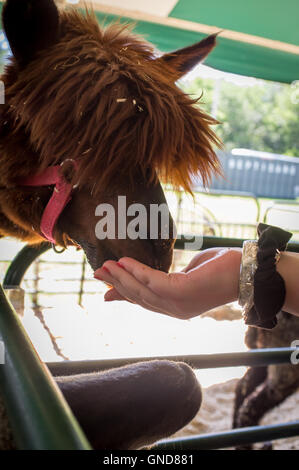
[3,242,51,288]
[1,236,299,450]
[47,348,298,375]
[154,421,299,450]
[4,236,299,290]
[0,283,91,450]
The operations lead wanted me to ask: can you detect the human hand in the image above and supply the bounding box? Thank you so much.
[94,248,242,319]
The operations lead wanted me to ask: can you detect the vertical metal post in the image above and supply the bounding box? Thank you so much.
[0,283,91,449]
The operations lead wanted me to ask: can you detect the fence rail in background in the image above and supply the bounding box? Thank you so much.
[195,150,299,200]
[186,150,299,242]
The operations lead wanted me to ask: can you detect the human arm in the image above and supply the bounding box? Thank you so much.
[94,248,242,319]
[276,251,299,316]
[94,247,299,320]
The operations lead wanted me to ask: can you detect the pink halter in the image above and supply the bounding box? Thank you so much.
[20,160,77,244]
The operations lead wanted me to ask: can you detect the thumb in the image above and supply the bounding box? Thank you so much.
[104,287,131,302]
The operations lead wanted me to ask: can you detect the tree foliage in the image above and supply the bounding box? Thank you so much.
[0,38,298,157]
[182,77,299,157]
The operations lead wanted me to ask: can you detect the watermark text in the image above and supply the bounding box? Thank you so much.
[95,196,203,250]
[0,80,5,104]
[0,341,5,365]
[291,340,299,365]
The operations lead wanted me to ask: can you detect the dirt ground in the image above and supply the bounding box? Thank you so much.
[170,378,299,450]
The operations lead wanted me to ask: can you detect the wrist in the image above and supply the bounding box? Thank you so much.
[238,224,293,329]
[214,248,242,306]
[224,248,242,302]
[276,252,299,315]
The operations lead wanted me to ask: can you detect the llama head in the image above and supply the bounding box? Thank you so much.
[0,0,221,271]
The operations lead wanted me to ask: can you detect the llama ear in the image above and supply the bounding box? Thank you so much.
[2,0,60,65]
[158,33,218,79]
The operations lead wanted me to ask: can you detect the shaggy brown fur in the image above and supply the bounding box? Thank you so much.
[0,1,221,271]
[0,9,220,194]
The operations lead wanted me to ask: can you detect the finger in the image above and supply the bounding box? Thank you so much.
[95,260,171,311]
[114,257,167,289]
[95,260,190,318]
[104,276,176,316]
[104,288,127,302]
[116,257,186,300]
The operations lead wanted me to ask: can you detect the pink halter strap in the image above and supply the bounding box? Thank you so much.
[20,161,77,244]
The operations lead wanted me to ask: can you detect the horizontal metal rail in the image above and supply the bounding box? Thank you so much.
[176,236,299,252]
[4,237,299,289]
[154,421,299,450]
[196,187,261,223]
[47,348,298,376]
[0,283,91,450]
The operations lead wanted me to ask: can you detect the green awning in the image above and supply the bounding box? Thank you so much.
[1,0,298,83]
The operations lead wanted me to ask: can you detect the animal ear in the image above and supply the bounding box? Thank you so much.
[2,0,60,65]
[158,33,218,79]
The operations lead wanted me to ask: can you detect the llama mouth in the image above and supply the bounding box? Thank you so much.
[75,239,116,271]
[76,239,172,273]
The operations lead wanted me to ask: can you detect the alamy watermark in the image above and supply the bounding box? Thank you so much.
[95,196,203,250]
[291,340,299,365]
[0,340,5,365]
[0,80,5,104]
